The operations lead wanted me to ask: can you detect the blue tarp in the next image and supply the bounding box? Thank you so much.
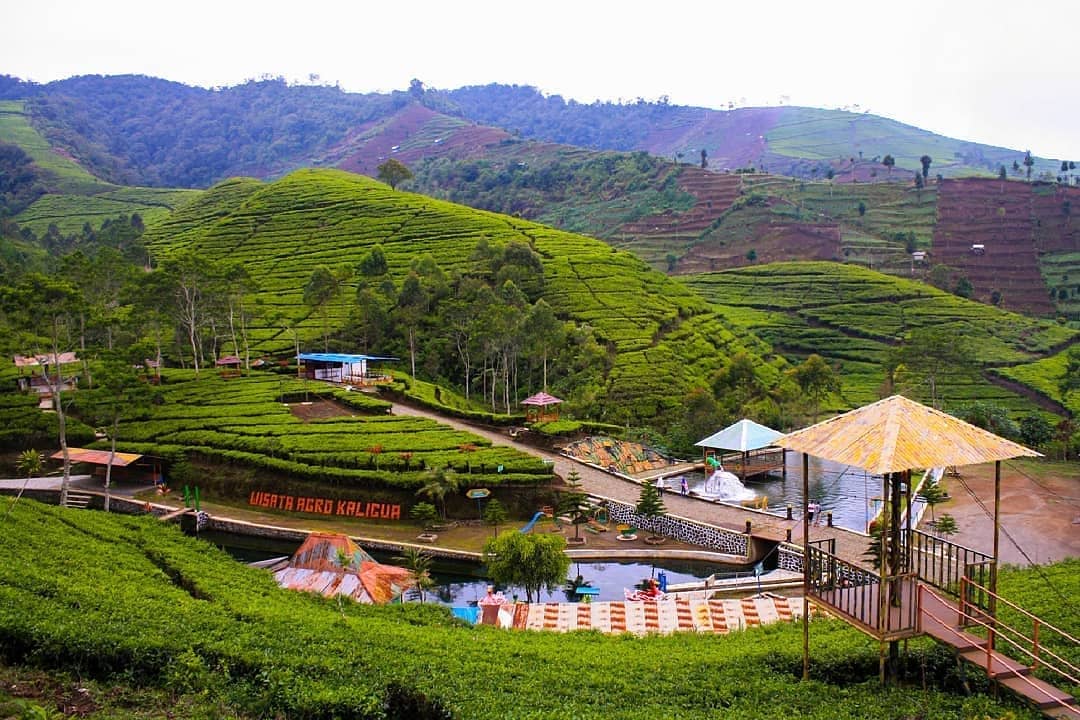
[451,606,480,624]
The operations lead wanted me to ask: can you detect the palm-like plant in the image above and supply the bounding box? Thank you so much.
[416,468,460,520]
[398,547,436,603]
[4,449,44,520]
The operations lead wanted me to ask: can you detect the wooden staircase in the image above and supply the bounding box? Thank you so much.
[918,584,1079,718]
[62,492,91,509]
[806,535,1078,718]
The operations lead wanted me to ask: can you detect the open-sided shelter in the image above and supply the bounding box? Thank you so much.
[297,353,396,385]
[521,391,563,423]
[695,418,786,481]
[775,395,1040,684]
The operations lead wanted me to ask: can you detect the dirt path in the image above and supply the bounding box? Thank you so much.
[930,461,1080,565]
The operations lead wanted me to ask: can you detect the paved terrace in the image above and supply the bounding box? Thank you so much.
[391,403,871,566]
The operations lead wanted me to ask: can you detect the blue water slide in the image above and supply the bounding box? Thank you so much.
[519,510,546,533]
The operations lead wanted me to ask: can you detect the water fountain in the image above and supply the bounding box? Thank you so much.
[695,469,756,502]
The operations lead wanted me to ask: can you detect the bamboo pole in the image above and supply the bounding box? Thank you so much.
[802,452,810,681]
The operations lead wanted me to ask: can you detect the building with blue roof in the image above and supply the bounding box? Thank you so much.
[297,353,397,386]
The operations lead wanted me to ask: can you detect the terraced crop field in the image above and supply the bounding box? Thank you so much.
[144,169,774,422]
[682,262,1077,411]
[103,370,551,493]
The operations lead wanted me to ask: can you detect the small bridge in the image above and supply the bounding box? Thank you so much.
[808,530,1079,718]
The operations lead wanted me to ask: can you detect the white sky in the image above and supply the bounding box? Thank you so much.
[5,0,1079,160]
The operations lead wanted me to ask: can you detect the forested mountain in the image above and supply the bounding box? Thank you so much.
[1,74,1068,193]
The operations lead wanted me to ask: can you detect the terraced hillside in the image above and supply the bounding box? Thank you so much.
[144,169,779,423]
[932,179,1080,316]
[94,370,551,502]
[0,100,200,235]
[682,262,1077,412]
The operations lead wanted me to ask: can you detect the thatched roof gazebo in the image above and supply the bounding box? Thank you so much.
[521,391,563,423]
[775,394,1040,683]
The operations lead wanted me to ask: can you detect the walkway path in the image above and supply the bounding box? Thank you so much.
[391,401,870,564]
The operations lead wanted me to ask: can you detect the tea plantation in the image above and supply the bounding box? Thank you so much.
[682,262,1077,410]
[143,168,779,423]
[82,370,551,497]
[0,500,1048,720]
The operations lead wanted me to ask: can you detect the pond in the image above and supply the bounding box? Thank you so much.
[200,530,753,604]
[683,452,881,532]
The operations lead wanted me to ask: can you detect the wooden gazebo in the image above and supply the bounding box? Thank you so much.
[215,355,242,378]
[774,395,1074,709]
[521,392,563,423]
[695,418,786,482]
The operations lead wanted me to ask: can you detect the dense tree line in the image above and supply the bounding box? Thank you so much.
[5,74,410,188]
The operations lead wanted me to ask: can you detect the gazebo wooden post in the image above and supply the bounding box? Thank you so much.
[741,450,748,483]
[802,451,810,681]
[990,459,1001,650]
[879,469,888,684]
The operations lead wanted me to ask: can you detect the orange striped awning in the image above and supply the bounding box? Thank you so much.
[51,448,143,467]
[775,395,1040,475]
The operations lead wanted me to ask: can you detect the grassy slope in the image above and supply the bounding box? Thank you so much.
[0,100,201,234]
[681,262,1076,412]
[0,500,1043,720]
[144,168,778,422]
[760,107,1051,177]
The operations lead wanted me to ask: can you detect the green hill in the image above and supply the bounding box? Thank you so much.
[144,168,778,426]
[680,262,1077,413]
[0,99,200,236]
[0,500,1045,720]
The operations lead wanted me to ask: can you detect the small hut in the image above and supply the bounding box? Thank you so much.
[215,355,242,378]
[695,418,786,482]
[521,391,563,423]
[296,353,396,385]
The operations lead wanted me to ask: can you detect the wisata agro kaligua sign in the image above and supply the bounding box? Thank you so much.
[248,491,401,520]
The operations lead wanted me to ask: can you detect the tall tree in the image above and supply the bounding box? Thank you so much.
[890,328,977,409]
[10,274,81,506]
[635,479,668,542]
[376,159,413,190]
[1023,150,1035,180]
[483,531,570,603]
[303,265,339,352]
[87,356,155,512]
[557,470,592,542]
[394,271,429,378]
[882,154,895,179]
[789,353,840,422]
[522,299,564,390]
[159,251,216,375]
[919,155,932,179]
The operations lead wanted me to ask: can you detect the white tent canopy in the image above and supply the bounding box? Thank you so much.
[695,418,783,452]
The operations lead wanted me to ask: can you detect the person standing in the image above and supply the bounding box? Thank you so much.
[680,476,689,495]
[655,477,665,496]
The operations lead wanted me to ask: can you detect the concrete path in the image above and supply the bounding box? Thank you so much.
[391,402,871,563]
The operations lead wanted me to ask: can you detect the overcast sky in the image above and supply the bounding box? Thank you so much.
[5,0,1079,160]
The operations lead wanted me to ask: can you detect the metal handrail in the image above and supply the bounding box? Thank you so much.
[919,585,1080,718]
[956,579,1080,686]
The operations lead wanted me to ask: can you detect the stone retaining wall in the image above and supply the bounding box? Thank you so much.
[604,499,749,557]
[778,543,804,573]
